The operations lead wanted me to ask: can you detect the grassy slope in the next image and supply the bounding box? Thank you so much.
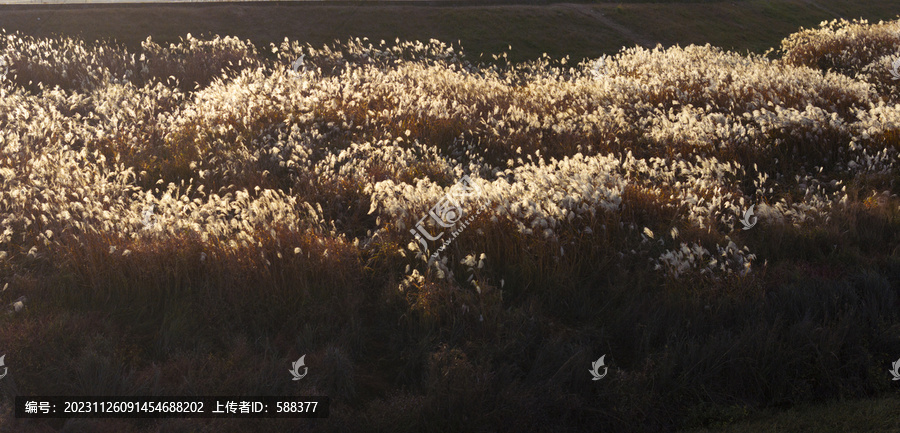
[683,395,900,433]
[0,0,896,63]
[609,0,900,54]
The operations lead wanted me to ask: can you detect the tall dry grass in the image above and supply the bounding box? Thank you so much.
[0,20,899,432]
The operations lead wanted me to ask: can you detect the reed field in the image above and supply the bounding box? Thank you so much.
[0,16,900,432]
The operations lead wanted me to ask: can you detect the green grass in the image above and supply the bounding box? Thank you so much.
[0,0,897,63]
[609,0,900,55]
